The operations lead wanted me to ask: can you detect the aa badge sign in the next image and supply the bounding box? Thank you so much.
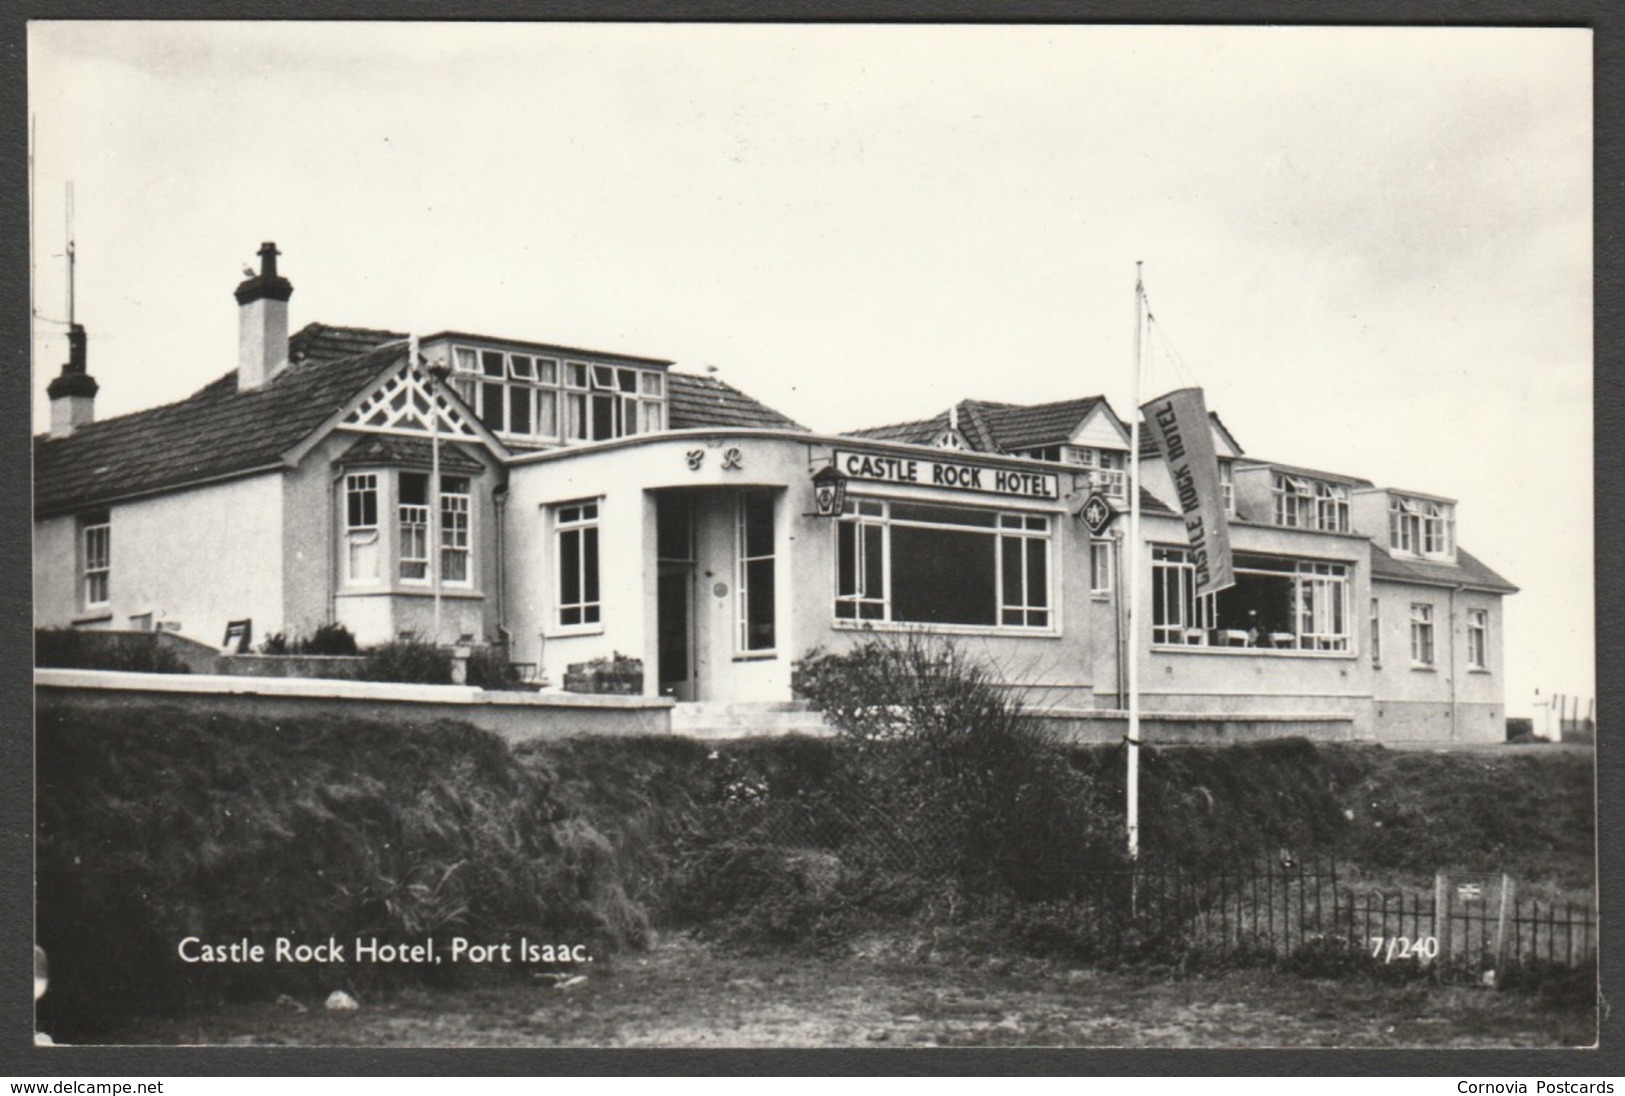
[1141,386,1235,597]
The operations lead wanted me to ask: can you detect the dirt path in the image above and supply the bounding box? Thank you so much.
[102,933,1593,1049]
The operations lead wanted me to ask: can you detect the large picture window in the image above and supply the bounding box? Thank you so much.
[82,512,110,608]
[737,491,776,652]
[1152,547,1351,652]
[556,501,601,628]
[834,499,1052,630]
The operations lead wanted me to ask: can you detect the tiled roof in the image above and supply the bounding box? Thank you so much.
[1370,544,1518,594]
[35,340,407,518]
[845,397,1109,454]
[667,372,806,431]
[1234,459,1374,488]
[844,412,951,446]
[981,397,1107,451]
[334,434,487,474]
[291,323,407,364]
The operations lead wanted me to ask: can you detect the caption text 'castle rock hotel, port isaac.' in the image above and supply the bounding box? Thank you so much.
[34,245,1515,744]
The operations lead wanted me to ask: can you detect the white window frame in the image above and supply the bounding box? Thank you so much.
[1090,539,1113,597]
[1220,461,1235,517]
[737,491,777,654]
[1410,602,1435,667]
[554,500,602,631]
[1390,496,1421,554]
[1151,545,1214,646]
[1273,474,1312,527]
[452,345,666,444]
[832,497,1056,633]
[82,513,110,609]
[344,472,382,586]
[440,476,472,588]
[1314,482,1350,533]
[1152,547,1351,653]
[1467,608,1489,670]
[1423,502,1454,557]
[398,472,431,583]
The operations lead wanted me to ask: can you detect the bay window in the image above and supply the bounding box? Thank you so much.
[834,498,1053,630]
[398,473,430,582]
[345,473,381,584]
[1152,547,1351,652]
[441,476,471,585]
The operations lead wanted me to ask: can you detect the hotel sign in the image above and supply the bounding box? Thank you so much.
[831,449,1059,501]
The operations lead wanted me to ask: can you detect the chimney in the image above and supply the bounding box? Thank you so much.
[46,322,97,438]
[234,241,294,391]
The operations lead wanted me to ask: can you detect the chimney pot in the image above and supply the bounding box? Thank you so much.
[237,241,294,390]
[47,322,98,437]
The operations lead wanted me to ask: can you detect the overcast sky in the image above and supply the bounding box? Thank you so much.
[27,22,1592,721]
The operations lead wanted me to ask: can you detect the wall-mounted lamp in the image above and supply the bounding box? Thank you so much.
[811,464,847,517]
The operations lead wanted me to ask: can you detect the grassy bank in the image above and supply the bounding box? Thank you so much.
[35,699,1595,1037]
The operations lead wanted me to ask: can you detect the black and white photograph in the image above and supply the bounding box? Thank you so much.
[25,21,1597,1053]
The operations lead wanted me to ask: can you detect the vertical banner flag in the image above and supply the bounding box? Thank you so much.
[1140,386,1235,597]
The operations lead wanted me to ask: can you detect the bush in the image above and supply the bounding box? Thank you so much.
[305,623,360,656]
[35,628,189,674]
[796,633,1123,897]
[466,645,520,690]
[258,623,359,656]
[357,638,451,684]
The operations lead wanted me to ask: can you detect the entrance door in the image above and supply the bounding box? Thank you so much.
[657,564,695,700]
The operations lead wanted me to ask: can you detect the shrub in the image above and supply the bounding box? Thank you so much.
[35,628,189,674]
[466,644,520,690]
[305,623,360,656]
[795,633,1123,897]
[257,623,359,657]
[357,638,451,684]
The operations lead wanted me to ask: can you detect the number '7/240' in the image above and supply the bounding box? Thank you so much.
[1370,936,1439,962]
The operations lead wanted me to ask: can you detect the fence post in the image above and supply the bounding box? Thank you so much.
[1491,874,1513,987]
[1434,873,1450,969]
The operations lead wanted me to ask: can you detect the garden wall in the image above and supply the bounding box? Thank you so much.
[35,668,673,742]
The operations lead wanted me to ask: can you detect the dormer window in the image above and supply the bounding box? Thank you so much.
[1274,474,1347,532]
[1390,495,1453,558]
[450,345,664,444]
[1273,474,1312,527]
[1422,501,1453,556]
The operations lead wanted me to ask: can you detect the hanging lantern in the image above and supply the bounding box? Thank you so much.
[811,464,847,517]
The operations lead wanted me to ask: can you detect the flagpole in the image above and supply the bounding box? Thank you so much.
[1127,262,1143,862]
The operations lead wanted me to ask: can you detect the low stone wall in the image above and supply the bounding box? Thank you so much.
[215,654,368,680]
[1029,708,1360,745]
[35,668,673,743]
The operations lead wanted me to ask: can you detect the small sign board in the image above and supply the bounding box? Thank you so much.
[1080,493,1116,536]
